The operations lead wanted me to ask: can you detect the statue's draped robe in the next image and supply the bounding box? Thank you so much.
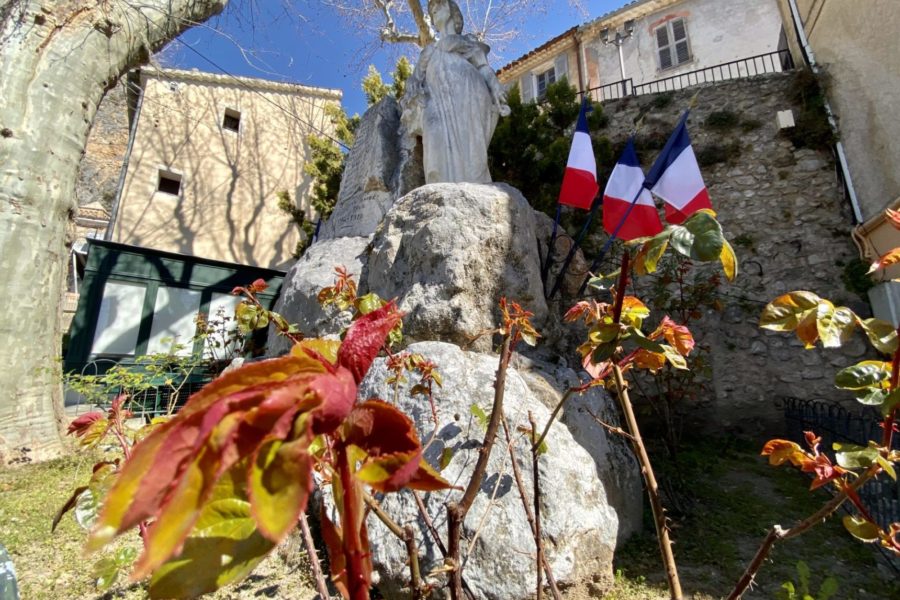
[419,34,499,184]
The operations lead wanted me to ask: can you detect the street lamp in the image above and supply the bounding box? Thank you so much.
[600,19,636,82]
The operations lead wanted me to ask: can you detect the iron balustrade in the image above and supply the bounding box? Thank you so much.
[781,396,900,535]
[586,49,795,103]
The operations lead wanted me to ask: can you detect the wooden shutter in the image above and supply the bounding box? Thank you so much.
[656,26,673,70]
[671,19,690,65]
[520,73,534,103]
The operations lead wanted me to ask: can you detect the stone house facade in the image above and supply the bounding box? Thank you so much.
[497,0,789,102]
[108,67,342,270]
[776,0,900,314]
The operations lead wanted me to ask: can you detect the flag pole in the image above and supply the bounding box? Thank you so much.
[576,182,647,296]
[546,195,601,299]
[541,203,562,294]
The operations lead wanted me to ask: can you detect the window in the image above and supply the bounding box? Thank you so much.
[222,108,241,133]
[655,18,691,70]
[157,170,182,196]
[146,287,203,355]
[91,281,146,356]
[535,66,556,99]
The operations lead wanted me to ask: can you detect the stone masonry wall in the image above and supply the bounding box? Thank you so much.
[75,80,130,211]
[590,73,865,437]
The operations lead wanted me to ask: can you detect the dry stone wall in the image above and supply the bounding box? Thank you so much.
[75,80,130,211]
[587,73,866,436]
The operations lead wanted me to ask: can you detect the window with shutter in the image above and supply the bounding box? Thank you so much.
[654,18,692,71]
[535,66,556,100]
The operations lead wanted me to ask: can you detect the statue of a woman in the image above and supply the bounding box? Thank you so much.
[401,0,510,184]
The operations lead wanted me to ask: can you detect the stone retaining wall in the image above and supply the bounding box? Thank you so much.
[588,73,867,436]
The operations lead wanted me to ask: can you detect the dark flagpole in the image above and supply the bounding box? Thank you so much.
[541,204,562,295]
[546,195,601,299]
[576,183,647,296]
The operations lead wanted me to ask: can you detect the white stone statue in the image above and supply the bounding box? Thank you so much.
[401,0,511,184]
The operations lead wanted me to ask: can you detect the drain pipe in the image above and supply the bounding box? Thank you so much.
[786,0,863,224]
[105,69,145,240]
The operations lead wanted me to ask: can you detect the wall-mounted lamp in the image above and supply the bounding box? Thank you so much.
[601,21,636,81]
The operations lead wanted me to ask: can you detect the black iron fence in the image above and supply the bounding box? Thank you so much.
[587,49,795,103]
[782,396,900,532]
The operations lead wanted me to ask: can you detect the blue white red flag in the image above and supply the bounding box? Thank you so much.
[558,100,599,210]
[643,110,712,224]
[602,137,664,241]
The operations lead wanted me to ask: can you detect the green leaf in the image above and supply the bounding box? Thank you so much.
[248,437,313,542]
[842,515,880,542]
[668,225,692,257]
[93,557,121,591]
[627,327,665,353]
[355,292,385,316]
[148,463,276,599]
[796,560,810,595]
[876,454,897,480]
[52,486,88,533]
[536,438,549,455]
[720,238,738,282]
[587,269,620,292]
[591,341,618,364]
[683,210,725,261]
[815,303,855,349]
[470,404,489,430]
[760,291,821,332]
[834,360,890,390]
[588,322,620,344]
[439,447,454,471]
[817,576,839,600]
[856,388,888,407]
[833,442,879,469]
[882,388,900,417]
[634,233,670,276]
[662,345,688,370]
[859,317,899,355]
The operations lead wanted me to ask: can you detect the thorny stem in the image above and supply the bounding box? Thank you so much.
[337,446,369,600]
[883,324,900,450]
[726,469,876,600]
[532,387,577,456]
[612,364,683,600]
[500,415,561,600]
[362,493,423,599]
[299,511,331,600]
[529,412,543,600]
[448,334,513,600]
[609,249,683,600]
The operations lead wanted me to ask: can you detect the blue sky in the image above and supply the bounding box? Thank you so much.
[162,1,626,116]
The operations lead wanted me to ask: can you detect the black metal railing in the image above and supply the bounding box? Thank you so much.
[587,49,795,103]
[782,396,900,532]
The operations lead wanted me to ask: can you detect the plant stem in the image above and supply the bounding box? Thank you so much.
[299,511,331,600]
[884,324,900,450]
[529,412,543,600]
[500,415,561,600]
[532,387,576,455]
[447,334,513,600]
[727,469,875,600]
[337,445,369,600]
[362,493,423,598]
[612,364,683,600]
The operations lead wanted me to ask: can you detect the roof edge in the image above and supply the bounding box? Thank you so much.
[142,67,343,100]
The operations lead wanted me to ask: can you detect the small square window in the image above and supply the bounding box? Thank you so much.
[223,108,241,132]
[157,171,182,196]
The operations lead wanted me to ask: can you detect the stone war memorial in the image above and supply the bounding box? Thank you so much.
[272,0,641,596]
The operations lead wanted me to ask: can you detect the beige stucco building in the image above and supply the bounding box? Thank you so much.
[109,67,341,270]
[498,0,789,103]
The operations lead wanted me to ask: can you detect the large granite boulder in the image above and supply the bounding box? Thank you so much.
[355,341,641,599]
[268,236,370,356]
[364,183,548,352]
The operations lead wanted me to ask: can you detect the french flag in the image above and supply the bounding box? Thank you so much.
[644,110,712,224]
[558,100,599,210]
[602,137,664,241]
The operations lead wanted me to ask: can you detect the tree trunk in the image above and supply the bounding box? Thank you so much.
[0,0,227,465]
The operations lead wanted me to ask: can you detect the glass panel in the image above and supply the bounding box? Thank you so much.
[146,287,202,356]
[91,281,146,356]
[203,293,242,360]
[671,18,687,42]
